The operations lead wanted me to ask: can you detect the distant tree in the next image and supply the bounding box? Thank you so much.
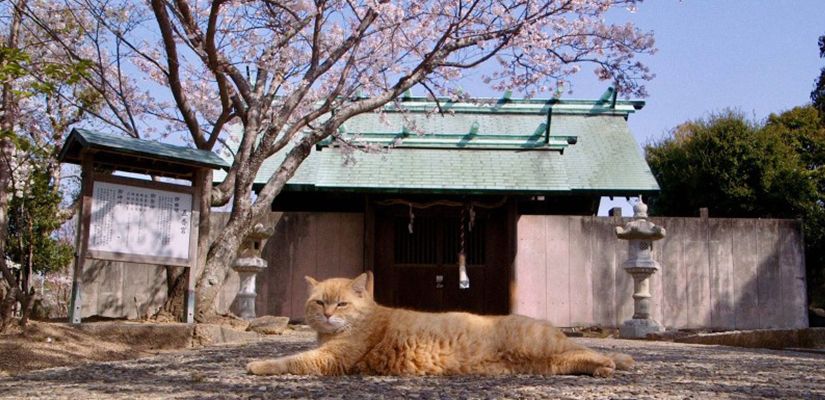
[813,34,825,121]
[645,110,817,218]
[763,106,825,309]
[5,159,74,326]
[0,0,111,331]
[645,107,825,308]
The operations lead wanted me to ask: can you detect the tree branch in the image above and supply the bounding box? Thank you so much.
[150,0,206,146]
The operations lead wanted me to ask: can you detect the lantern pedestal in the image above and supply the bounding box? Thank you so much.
[620,318,664,338]
[615,199,666,339]
[232,258,267,320]
[230,223,273,320]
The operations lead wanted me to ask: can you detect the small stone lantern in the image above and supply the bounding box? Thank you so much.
[232,223,274,320]
[614,198,666,338]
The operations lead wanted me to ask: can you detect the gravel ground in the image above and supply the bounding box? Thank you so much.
[2,330,824,400]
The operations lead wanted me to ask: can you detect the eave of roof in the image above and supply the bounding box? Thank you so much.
[373,95,644,116]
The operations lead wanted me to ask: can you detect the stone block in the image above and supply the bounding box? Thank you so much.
[247,316,290,335]
[620,318,664,339]
[193,324,262,346]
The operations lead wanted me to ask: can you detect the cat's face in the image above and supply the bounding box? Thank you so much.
[304,273,373,334]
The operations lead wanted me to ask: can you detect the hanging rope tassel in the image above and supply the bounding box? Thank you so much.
[468,203,475,232]
[458,205,470,289]
[408,203,415,234]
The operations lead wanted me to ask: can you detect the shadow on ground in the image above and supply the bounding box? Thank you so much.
[2,331,824,400]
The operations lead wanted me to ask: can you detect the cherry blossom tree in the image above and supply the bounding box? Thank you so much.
[17,0,655,321]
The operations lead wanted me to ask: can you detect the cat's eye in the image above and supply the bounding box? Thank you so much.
[314,300,324,306]
[337,302,348,307]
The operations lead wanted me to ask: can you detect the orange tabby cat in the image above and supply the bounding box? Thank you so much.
[246,272,633,377]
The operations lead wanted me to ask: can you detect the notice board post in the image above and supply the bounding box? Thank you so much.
[59,129,229,324]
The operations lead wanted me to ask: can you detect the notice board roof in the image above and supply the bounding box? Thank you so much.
[59,128,229,179]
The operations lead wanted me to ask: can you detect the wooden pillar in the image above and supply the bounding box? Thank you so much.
[184,168,207,324]
[69,156,94,324]
[363,194,375,274]
[506,198,517,313]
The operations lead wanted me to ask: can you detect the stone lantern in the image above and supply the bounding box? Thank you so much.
[614,198,666,338]
[232,223,274,320]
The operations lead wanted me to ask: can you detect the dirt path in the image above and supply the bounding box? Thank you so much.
[2,330,824,399]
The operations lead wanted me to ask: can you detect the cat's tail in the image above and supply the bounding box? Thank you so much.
[606,352,635,370]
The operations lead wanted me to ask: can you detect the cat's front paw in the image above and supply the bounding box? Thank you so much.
[592,358,616,378]
[608,352,635,371]
[246,359,289,375]
[592,365,615,378]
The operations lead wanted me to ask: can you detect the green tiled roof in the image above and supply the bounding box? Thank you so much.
[221,96,659,195]
[308,148,570,193]
[60,128,230,171]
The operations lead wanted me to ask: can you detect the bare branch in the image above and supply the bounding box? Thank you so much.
[204,0,234,126]
[115,37,140,136]
[150,0,206,146]
[172,0,254,106]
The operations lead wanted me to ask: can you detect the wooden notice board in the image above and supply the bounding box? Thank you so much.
[59,128,228,325]
[69,167,204,324]
[87,176,195,266]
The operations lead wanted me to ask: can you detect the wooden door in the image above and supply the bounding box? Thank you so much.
[374,206,509,314]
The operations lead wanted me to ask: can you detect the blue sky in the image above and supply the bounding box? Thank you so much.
[471,0,825,145]
[607,1,825,145]
[537,1,825,214]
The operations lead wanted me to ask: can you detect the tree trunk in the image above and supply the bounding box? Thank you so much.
[159,266,187,318]
[194,213,247,322]
[0,287,19,332]
[0,138,17,332]
[22,215,33,295]
[193,137,316,321]
[0,0,26,333]
[17,287,35,327]
[162,169,214,321]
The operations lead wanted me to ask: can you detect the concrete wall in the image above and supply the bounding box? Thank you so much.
[78,260,167,319]
[514,215,809,330]
[254,212,365,321]
[80,211,808,330]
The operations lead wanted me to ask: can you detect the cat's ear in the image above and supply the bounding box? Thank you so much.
[350,273,371,297]
[305,276,319,289]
